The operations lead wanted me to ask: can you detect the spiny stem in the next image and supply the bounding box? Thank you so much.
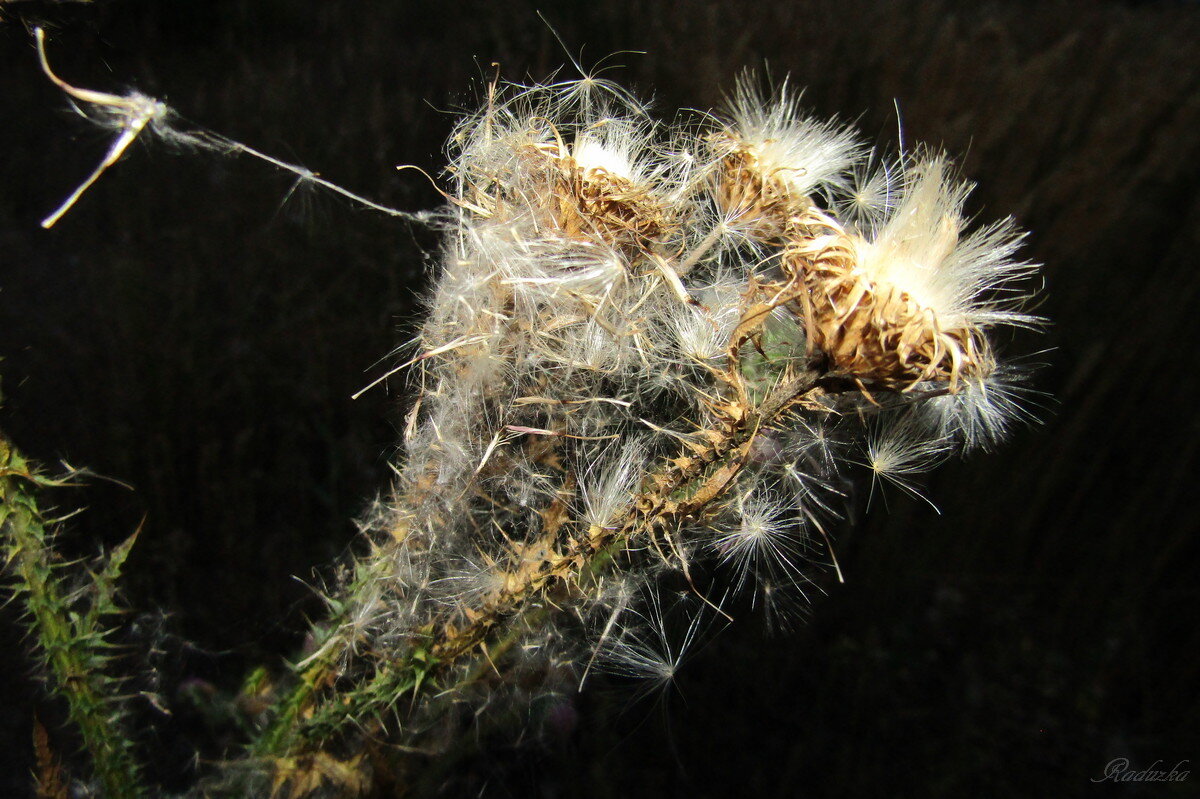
[269,368,825,751]
[0,436,144,799]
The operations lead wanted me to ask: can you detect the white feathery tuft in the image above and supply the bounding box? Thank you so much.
[710,490,803,589]
[851,156,1040,330]
[920,362,1045,452]
[724,73,864,198]
[579,441,647,531]
[864,416,953,511]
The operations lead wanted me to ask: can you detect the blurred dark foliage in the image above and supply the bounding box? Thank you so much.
[1,0,1197,796]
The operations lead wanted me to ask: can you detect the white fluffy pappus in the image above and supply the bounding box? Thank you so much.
[571,116,657,184]
[492,228,629,306]
[851,156,1039,331]
[863,415,954,511]
[918,360,1046,452]
[722,74,864,199]
[709,490,805,590]
[579,440,648,531]
[835,150,903,237]
[595,589,709,700]
[668,290,742,362]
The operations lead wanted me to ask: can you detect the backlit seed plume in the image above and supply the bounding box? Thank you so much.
[864,416,953,510]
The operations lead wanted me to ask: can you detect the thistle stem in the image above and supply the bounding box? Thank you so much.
[0,436,144,799]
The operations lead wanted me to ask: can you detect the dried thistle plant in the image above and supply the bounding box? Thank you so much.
[12,33,1044,796]
[236,72,1042,795]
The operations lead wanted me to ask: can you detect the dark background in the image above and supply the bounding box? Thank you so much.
[1,0,1197,796]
